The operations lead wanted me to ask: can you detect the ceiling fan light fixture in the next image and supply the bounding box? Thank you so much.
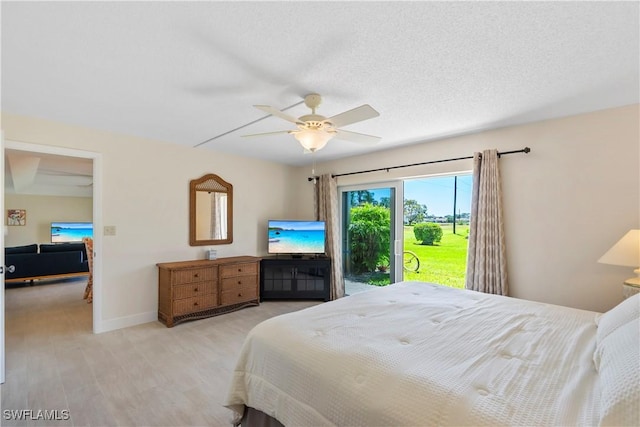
[293,128,334,152]
[244,94,380,152]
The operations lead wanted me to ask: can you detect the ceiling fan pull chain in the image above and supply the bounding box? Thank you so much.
[312,153,316,176]
[311,152,318,184]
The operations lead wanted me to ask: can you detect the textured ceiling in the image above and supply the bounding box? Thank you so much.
[2,1,639,169]
[4,149,93,198]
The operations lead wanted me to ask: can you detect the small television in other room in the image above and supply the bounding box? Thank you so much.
[51,222,93,243]
[268,220,326,255]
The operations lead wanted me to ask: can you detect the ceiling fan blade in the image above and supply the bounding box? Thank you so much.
[242,130,292,138]
[334,129,381,144]
[327,104,380,128]
[254,105,303,125]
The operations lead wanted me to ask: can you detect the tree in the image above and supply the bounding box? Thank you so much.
[378,197,391,208]
[350,190,375,206]
[413,222,443,245]
[403,199,428,225]
[348,203,390,273]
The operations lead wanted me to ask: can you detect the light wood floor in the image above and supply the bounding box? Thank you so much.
[1,278,319,426]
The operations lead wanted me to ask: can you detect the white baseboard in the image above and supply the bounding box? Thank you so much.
[94,310,157,333]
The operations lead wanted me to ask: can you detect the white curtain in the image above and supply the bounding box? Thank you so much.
[211,193,227,240]
[314,174,345,300]
[465,149,508,295]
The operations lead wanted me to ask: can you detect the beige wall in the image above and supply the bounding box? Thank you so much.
[4,194,93,247]
[291,105,640,313]
[2,105,637,331]
[2,112,297,331]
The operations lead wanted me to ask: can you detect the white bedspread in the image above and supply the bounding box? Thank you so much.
[226,282,601,426]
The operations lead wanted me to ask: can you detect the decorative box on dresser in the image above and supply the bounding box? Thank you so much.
[156,256,260,327]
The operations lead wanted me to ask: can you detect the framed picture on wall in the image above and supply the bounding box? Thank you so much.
[7,209,26,226]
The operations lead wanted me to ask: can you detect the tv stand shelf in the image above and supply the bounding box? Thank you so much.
[260,256,331,301]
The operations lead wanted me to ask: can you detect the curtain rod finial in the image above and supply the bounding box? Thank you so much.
[524,147,531,153]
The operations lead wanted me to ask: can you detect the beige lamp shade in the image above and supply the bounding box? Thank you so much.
[598,229,640,271]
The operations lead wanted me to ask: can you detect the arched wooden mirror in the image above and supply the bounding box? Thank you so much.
[189,174,233,245]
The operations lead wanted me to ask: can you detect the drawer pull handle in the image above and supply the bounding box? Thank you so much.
[194,287,198,292]
[194,273,199,278]
[238,280,241,285]
[238,268,242,272]
[238,292,242,297]
[193,302,198,306]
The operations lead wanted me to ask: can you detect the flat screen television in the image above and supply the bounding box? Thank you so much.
[51,222,93,243]
[268,220,326,255]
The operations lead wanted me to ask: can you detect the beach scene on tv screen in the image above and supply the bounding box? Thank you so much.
[269,221,325,253]
[51,222,93,243]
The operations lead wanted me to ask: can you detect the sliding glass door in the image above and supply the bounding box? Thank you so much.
[340,182,403,294]
[403,174,472,288]
[340,174,473,295]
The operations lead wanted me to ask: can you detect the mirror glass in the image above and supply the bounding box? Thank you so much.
[190,174,233,245]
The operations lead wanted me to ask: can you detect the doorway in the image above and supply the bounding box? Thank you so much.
[2,139,102,383]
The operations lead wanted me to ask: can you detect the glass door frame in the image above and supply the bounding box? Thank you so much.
[339,180,404,284]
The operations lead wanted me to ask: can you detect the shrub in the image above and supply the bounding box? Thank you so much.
[348,203,390,273]
[368,275,391,286]
[413,222,443,245]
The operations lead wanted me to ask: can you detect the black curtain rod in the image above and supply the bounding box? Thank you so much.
[307,147,530,181]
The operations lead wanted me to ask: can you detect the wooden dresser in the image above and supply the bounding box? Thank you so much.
[156,256,260,327]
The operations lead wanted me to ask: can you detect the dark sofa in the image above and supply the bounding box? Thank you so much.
[5,243,89,282]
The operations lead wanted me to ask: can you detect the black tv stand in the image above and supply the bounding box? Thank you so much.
[260,256,331,301]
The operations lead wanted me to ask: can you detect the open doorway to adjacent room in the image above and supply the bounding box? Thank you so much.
[2,141,101,385]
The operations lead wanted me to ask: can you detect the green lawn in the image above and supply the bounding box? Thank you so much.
[346,223,469,288]
[403,224,469,289]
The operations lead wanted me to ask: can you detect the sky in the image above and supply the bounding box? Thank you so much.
[405,175,472,217]
[366,174,472,217]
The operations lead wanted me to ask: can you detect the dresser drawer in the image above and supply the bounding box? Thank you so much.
[173,281,216,300]
[221,285,258,306]
[221,275,258,292]
[173,294,217,316]
[220,262,258,278]
[171,267,216,285]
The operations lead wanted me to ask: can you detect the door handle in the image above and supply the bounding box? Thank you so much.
[1,265,16,274]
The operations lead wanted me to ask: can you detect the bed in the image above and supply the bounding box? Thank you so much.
[226,281,639,426]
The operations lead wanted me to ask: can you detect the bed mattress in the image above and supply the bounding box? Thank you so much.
[226,281,601,426]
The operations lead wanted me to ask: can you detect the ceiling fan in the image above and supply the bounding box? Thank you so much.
[243,94,381,152]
